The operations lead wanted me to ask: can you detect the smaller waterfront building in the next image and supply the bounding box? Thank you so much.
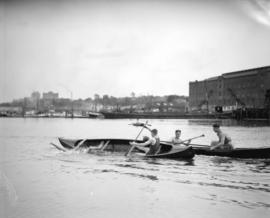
[189,66,270,112]
[0,106,23,116]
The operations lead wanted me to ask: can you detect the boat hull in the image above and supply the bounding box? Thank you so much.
[193,147,270,159]
[58,138,195,160]
[145,146,194,159]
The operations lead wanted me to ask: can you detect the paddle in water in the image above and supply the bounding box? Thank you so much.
[50,142,67,152]
[73,139,87,150]
[125,121,149,156]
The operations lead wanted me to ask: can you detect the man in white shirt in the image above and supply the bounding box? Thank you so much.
[171,129,183,145]
[171,129,191,146]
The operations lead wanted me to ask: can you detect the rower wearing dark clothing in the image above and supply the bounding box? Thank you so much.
[130,129,161,155]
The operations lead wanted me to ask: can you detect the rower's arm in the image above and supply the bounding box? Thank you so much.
[133,139,152,147]
[172,141,183,145]
[172,139,190,146]
[211,135,225,149]
[218,134,225,146]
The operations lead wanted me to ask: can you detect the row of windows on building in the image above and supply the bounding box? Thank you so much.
[191,81,263,91]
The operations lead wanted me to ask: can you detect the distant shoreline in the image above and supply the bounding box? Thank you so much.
[1,115,270,122]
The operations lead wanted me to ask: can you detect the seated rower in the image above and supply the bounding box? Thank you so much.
[130,129,161,155]
[171,130,191,146]
[210,124,233,150]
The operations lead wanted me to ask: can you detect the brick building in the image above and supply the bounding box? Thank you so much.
[189,66,270,112]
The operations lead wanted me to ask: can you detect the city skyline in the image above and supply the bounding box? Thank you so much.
[1,0,270,102]
[3,90,188,103]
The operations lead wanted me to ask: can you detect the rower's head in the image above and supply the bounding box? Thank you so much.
[151,129,158,137]
[212,124,221,133]
[142,136,149,142]
[175,130,181,138]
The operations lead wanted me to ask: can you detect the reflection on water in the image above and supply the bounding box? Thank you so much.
[1,118,270,218]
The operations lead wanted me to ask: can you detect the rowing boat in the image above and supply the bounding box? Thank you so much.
[191,145,270,159]
[57,138,195,160]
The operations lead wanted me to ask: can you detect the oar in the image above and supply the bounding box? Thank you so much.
[129,122,152,127]
[182,134,205,143]
[85,141,105,153]
[125,121,148,156]
[161,134,205,145]
[50,142,67,152]
[73,139,87,151]
[100,140,111,151]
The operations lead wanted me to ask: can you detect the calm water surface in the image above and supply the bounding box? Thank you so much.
[0,118,270,218]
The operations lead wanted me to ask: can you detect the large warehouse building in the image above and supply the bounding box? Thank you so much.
[189,66,270,112]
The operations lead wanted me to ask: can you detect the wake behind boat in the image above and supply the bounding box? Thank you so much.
[55,138,195,160]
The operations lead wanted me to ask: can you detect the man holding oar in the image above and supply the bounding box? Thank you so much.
[128,121,203,156]
[129,129,161,155]
[126,121,154,156]
[171,129,191,147]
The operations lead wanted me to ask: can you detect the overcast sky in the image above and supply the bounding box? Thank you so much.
[0,0,270,102]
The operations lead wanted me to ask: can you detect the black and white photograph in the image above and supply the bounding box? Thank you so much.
[0,0,270,217]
